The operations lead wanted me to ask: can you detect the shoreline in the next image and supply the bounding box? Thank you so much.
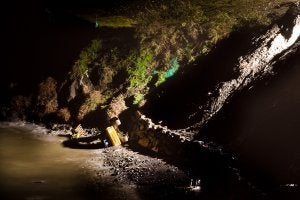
[0,121,195,199]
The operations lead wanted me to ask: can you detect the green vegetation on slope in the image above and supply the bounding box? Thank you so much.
[64,0,294,122]
[127,51,153,89]
[79,14,137,28]
[70,39,102,80]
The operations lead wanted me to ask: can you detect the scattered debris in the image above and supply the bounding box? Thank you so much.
[88,146,190,186]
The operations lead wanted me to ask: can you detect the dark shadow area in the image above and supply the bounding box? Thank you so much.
[193,41,300,199]
[1,6,98,104]
[81,108,109,129]
[62,139,104,149]
[277,4,300,39]
[127,139,265,200]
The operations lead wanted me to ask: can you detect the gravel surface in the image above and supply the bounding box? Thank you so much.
[0,121,196,199]
[87,145,190,186]
[49,123,191,188]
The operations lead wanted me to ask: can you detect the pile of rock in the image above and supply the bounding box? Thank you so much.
[95,147,189,185]
[128,112,193,156]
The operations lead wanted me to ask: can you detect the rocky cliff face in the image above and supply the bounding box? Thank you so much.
[184,4,300,132]
[144,3,300,132]
[4,1,295,125]
[128,6,300,198]
[128,111,191,155]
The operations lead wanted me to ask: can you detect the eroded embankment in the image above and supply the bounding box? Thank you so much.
[184,5,300,132]
[137,3,300,154]
[129,4,300,198]
[143,4,300,131]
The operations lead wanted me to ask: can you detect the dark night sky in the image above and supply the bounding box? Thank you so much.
[0,0,147,99]
[1,0,138,97]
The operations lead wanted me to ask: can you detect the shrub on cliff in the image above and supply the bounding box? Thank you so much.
[57,107,71,122]
[106,94,127,120]
[10,95,32,119]
[70,39,102,80]
[127,51,153,89]
[77,90,103,121]
[135,0,206,75]
[36,77,58,117]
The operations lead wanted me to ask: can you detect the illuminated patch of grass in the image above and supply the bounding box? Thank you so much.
[70,39,102,80]
[79,14,137,28]
[127,51,153,89]
[96,16,137,28]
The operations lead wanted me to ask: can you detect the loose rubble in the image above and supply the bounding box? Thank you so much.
[87,146,190,186]
[46,121,192,188]
[129,111,194,156]
[185,4,300,131]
